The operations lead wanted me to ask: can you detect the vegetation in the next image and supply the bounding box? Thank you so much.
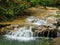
[0,0,59,22]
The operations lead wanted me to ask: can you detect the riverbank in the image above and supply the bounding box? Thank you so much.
[0,6,59,24]
[0,6,60,45]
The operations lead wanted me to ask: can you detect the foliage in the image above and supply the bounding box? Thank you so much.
[0,0,58,22]
[39,0,57,6]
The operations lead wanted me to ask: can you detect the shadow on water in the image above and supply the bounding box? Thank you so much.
[0,36,59,45]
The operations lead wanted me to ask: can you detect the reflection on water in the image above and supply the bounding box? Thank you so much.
[0,36,59,45]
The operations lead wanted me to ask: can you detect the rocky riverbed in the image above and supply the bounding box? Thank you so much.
[0,16,60,38]
[0,7,60,43]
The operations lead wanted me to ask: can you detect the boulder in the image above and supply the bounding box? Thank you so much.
[47,9,58,16]
[47,17,57,24]
[53,37,60,45]
[57,27,60,37]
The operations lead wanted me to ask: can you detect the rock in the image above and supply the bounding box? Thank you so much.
[32,23,57,38]
[47,9,58,16]
[0,28,8,35]
[0,24,11,28]
[46,24,56,30]
[57,27,60,37]
[49,30,57,38]
[0,24,21,35]
[54,19,60,27]
[56,10,60,14]
[47,17,57,24]
[53,37,60,45]
[10,24,19,28]
[6,24,21,30]
[56,19,60,25]
[58,26,60,31]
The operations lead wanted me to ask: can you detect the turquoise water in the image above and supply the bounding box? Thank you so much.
[0,36,54,45]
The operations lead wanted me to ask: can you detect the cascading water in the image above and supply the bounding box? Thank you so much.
[26,16,47,26]
[4,26,35,41]
[4,16,48,41]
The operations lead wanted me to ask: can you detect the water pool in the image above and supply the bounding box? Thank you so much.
[0,36,55,45]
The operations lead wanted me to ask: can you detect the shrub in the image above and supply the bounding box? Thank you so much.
[0,0,58,22]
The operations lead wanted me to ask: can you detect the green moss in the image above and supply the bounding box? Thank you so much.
[54,14,60,18]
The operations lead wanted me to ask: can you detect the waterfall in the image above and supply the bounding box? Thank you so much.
[4,26,35,41]
[26,16,47,26]
[4,16,48,41]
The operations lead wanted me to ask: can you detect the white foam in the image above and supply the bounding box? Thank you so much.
[4,27,35,41]
[4,35,35,41]
[26,16,47,26]
[4,16,48,41]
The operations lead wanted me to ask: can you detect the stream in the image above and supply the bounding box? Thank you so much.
[0,36,55,45]
[0,16,59,45]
